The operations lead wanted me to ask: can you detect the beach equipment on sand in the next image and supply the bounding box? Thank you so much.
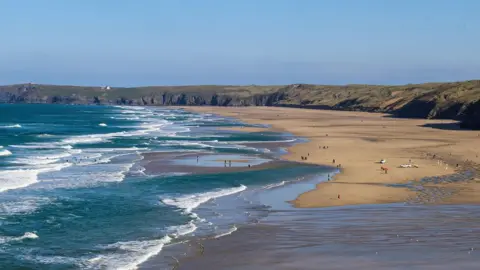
[399,164,419,168]
[380,159,386,164]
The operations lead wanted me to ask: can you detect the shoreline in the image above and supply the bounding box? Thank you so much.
[180,106,480,208]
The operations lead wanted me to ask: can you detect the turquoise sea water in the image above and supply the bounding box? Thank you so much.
[0,104,333,269]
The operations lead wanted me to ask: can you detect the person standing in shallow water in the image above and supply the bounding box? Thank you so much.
[229,160,232,167]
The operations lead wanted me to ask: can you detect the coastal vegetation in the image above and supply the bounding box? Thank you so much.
[1,80,479,129]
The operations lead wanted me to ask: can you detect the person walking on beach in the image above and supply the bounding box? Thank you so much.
[332,159,335,164]
[229,160,232,167]
[224,160,227,167]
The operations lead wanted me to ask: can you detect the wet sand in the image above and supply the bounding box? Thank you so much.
[140,136,298,176]
[141,151,295,175]
[171,204,480,270]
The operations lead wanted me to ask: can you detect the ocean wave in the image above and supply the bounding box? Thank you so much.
[85,236,172,270]
[1,124,22,128]
[10,150,81,166]
[37,133,54,138]
[37,161,136,190]
[214,225,238,239]
[0,163,72,192]
[114,105,146,111]
[0,232,38,244]
[0,196,53,216]
[160,140,212,149]
[85,218,198,270]
[90,147,148,152]
[263,181,287,190]
[62,136,106,145]
[74,153,131,166]
[161,185,247,213]
[10,143,73,150]
[20,255,80,267]
[60,121,169,146]
[12,151,76,165]
[99,123,108,127]
[110,116,140,120]
[167,220,197,237]
[0,149,12,156]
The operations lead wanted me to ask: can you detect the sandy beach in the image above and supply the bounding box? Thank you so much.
[183,106,480,208]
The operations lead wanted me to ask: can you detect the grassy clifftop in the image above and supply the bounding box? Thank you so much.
[1,80,479,128]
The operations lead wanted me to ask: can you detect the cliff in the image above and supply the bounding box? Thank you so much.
[1,81,479,129]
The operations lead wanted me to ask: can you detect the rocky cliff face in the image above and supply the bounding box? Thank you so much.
[459,100,480,129]
[1,82,479,129]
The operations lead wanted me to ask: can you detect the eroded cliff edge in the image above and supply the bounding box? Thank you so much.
[1,81,479,129]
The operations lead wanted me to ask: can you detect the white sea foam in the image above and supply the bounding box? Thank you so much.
[160,140,212,149]
[99,123,107,127]
[19,255,80,267]
[38,161,136,190]
[0,149,12,156]
[0,197,53,216]
[167,220,197,237]
[90,147,148,152]
[74,153,131,166]
[37,133,54,138]
[62,136,106,145]
[214,225,238,239]
[1,124,22,128]
[161,185,247,213]
[60,120,169,146]
[120,110,139,114]
[263,181,287,190]
[0,163,72,192]
[0,232,39,244]
[111,116,140,120]
[85,236,172,270]
[85,218,198,270]
[10,143,74,150]
[11,150,80,166]
[116,106,146,111]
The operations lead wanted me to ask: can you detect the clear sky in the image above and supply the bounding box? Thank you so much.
[1,0,479,86]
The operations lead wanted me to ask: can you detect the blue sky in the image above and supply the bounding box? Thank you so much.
[1,0,479,86]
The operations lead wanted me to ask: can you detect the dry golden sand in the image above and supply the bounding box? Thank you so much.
[182,106,480,208]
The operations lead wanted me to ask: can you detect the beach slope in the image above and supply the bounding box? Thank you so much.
[183,106,480,208]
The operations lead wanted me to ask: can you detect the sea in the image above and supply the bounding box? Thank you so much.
[0,104,335,269]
